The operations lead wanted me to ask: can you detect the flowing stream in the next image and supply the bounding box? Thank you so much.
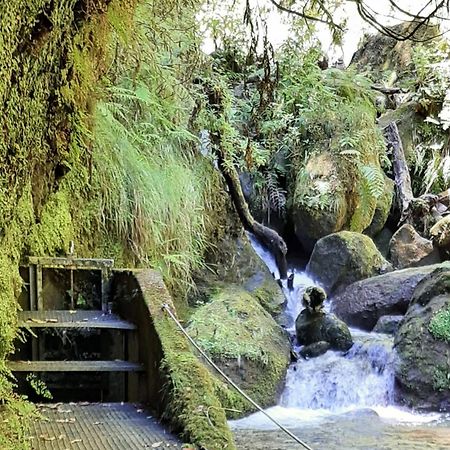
[230,235,450,449]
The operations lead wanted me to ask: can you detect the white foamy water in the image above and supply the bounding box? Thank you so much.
[233,234,444,434]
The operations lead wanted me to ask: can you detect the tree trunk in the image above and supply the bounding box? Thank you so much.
[384,122,414,220]
[215,151,288,279]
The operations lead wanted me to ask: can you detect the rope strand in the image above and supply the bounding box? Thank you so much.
[162,303,313,450]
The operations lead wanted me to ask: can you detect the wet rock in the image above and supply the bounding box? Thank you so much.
[306,231,392,295]
[430,215,450,248]
[296,310,353,352]
[395,266,450,410]
[332,263,450,331]
[364,177,394,237]
[389,224,440,269]
[373,315,403,335]
[302,286,327,313]
[187,286,290,416]
[299,341,331,358]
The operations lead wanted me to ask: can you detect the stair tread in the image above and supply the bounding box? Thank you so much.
[18,310,136,330]
[8,360,144,372]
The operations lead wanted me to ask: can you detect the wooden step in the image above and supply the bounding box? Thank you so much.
[18,310,136,330]
[8,360,144,372]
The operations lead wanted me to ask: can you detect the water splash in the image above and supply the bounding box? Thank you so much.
[231,234,443,438]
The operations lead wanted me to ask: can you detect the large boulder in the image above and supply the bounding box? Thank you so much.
[306,231,391,295]
[187,286,290,417]
[364,177,394,237]
[332,263,449,330]
[296,310,353,352]
[199,231,285,316]
[395,266,450,410]
[291,153,393,251]
[292,153,348,251]
[389,224,440,269]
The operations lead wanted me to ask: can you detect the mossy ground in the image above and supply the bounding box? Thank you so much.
[187,286,290,418]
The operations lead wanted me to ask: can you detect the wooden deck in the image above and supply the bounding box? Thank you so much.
[29,403,180,449]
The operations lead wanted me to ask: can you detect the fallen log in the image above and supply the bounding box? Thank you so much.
[383,122,414,221]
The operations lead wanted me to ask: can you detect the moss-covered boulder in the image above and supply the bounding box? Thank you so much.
[198,222,285,316]
[187,286,290,417]
[364,176,394,237]
[350,23,441,85]
[292,152,393,251]
[394,266,450,410]
[292,153,348,251]
[306,231,392,294]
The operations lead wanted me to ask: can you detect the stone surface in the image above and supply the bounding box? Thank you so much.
[306,231,391,295]
[299,341,331,359]
[332,263,449,331]
[296,310,353,352]
[292,153,348,251]
[430,215,450,248]
[364,177,394,237]
[187,286,290,415]
[389,224,440,269]
[373,315,404,335]
[395,266,450,411]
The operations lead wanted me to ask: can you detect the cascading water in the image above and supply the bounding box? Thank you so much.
[247,233,397,414]
[231,235,443,445]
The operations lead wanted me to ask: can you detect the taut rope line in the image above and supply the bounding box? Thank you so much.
[162,303,313,450]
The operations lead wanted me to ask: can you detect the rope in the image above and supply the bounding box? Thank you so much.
[161,303,314,450]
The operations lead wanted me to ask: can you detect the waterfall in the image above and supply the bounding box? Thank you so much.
[249,233,396,411]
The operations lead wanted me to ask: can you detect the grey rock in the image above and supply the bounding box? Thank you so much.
[296,310,353,352]
[332,263,450,331]
[307,231,392,295]
[373,315,404,335]
[299,341,331,358]
[389,224,440,269]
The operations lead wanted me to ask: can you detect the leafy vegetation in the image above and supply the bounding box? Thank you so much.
[429,307,450,343]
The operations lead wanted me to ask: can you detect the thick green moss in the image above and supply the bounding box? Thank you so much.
[187,286,290,418]
[135,270,236,449]
[429,307,450,343]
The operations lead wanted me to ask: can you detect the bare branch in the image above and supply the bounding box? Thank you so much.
[268,0,344,30]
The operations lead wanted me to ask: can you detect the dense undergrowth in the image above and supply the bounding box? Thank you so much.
[0,0,225,447]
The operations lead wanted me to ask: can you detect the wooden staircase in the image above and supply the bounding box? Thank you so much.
[9,257,143,402]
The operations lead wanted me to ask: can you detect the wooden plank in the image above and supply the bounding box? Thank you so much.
[8,360,144,372]
[36,264,43,310]
[101,268,109,313]
[28,257,114,270]
[18,311,136,330]
[29,265,37,310]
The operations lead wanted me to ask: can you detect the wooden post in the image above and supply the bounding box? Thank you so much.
[29,265,37,310]
[101,268,110,313]
[36,264,43,310]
